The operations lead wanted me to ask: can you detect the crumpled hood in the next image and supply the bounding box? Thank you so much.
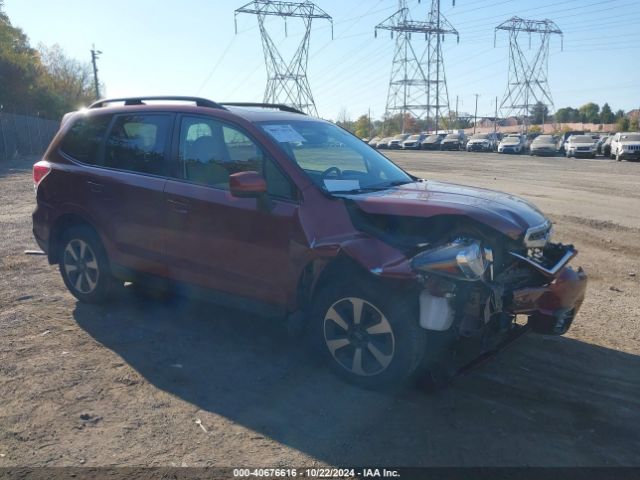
[345,180,548,240]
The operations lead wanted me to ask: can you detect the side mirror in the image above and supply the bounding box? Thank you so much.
[229,171,267,198]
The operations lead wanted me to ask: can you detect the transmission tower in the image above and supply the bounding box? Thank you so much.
[495,17,563,130]
[235,1,332,116]
[376,0,458,133]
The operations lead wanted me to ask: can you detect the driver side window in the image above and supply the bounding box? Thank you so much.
[178,116,295,200]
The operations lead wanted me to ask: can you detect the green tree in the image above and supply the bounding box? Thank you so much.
[555,107,580,123]
[353,114,371,139]
[616,117,630,131]
[615,109,625,119]
[600,103,615,124]
[579,102,600,123]
[530,101,549,124]
[631,118,639,132]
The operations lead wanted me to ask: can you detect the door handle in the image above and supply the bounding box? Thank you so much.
[86,181,104,193]
[167,198,189,214]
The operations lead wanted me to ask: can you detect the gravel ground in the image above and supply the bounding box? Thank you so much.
[0,152,638,468]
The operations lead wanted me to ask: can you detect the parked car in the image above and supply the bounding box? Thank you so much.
[402,133,426,150]
[368,136,382,148]
[466,133,499,152]
[388,134,410,150]
[529,135,558,156]
[420,134,445,150]
[32,96,587,390]
[497,134,526,154]
[557,131,584,153]
[565,135,597,158]
[610,132,640,162]
[440,133,466,151]
[601,136,613,157]
[376,137,393,149]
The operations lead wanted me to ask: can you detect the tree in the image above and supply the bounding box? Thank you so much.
[335,107,354,133]
[555,107,580,123]
[600,103,615,124]
[615,109,625,119]
[616,117,630,131]
[579,102,600,123]
[530,101,549,124]
[38,44,95,115]
[353,114,371,139]
[0,10,98,118]
[631,118,639,132]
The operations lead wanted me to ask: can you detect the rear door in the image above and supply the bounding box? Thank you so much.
[86,113,175,276]
[163,114,301,306]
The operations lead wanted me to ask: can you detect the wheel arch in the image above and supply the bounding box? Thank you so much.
[48,213,101,264]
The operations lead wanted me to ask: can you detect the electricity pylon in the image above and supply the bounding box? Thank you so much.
[376,0,458,133]
[235,0,332,116]
[495,17,563,130]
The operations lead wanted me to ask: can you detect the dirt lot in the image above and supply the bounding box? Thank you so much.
[0,152,639,467]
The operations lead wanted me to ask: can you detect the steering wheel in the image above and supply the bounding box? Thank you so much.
[321,166,342,179]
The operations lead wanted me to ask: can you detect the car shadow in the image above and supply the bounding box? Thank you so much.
[73,291,640,466]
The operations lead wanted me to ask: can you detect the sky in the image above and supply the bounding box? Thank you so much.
[4,0,640,120]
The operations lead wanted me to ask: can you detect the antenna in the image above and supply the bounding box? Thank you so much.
[495,16,563,132]
[234,0,333,117]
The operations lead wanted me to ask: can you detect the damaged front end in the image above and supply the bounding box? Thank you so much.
[410,227,587,348]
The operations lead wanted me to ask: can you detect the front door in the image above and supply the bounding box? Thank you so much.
[163,115,301,306]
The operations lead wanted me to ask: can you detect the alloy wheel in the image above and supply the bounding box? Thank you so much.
[63,239,100,294]
[323,297,395,377]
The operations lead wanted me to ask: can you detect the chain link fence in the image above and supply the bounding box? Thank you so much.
[0,113,60,161]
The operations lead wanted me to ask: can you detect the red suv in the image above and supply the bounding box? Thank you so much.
[32,96,587,389]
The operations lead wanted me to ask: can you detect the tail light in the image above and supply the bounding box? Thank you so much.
[33,161,52,188]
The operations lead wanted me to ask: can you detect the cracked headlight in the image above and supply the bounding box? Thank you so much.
[412,239,491,281]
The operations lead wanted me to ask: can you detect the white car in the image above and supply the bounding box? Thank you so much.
[610,132,640,162]
[497,134,526,154]
[565,135,597,158]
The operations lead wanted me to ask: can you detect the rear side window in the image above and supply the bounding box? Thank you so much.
[59,115,111,165]
[104,114,172,176]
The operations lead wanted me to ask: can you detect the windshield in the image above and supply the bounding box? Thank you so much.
[502,136,520,144]
[393,134,409,140]
[470,134,489,140]
[258,120,413,194]
[444,134,458,140]
[424,135,440,142]
[407,135,421,141]
[621,134,640,141]
[570,135,595,143]
[532,135,555,144]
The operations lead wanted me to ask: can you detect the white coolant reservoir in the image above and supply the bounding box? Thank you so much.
[419,290,455,331]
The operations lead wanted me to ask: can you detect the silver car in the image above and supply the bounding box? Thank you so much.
[565,135,597,158]
[529,135,558,156]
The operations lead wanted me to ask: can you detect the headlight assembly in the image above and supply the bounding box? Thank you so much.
[412,239,491,281]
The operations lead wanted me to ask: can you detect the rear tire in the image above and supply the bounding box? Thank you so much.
[310,278,427,390]
[58,226,118,304]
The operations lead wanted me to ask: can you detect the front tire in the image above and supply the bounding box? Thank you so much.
[311,279,427,389]
[59,226,118,304]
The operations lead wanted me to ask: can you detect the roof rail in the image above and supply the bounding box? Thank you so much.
[221,102,307,115]
[88,96,227,110]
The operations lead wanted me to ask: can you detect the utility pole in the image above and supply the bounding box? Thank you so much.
[473,93,479,134]
[90,45,102,100]
[494,95,498,134]
[455,95,459,129]
[235,1,332,116]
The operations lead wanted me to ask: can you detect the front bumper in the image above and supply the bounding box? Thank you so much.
[619,151,640,160]
[531,148,556,156]
[509,265,587,334]
[441,142,461,150]
[570,149,596,157]
[467,143,492,151]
